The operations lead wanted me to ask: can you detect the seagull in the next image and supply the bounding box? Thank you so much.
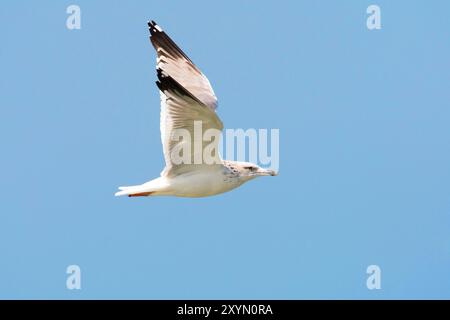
[115,21,277,198]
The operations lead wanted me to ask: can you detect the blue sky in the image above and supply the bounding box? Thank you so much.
[1,1,450,299]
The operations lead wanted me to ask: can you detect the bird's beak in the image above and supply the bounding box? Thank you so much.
[257,168,278,176]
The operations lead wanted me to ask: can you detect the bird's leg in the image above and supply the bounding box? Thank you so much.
[128,192,154,197]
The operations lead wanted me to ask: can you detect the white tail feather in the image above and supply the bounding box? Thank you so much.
[114,178,167,197]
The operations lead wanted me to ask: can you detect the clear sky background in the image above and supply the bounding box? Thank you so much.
[1,1,449,299]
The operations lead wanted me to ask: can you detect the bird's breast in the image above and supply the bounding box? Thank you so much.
[167,168,243,197]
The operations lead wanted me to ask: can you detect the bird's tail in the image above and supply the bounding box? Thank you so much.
[114,178,167,197]
[114,186,148,197]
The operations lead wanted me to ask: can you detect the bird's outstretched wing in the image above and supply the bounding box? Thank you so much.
[148,21,223,177]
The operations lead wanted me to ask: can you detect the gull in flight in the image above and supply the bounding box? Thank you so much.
[115,21,277,198]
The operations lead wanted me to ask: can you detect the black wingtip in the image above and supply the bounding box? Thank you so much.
[148,20,163,37]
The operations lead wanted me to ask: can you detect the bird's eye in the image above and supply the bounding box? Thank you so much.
[245,166,257,171]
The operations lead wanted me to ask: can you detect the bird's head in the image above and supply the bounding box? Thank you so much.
[226,161,278,180]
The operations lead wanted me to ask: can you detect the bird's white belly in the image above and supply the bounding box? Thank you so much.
[165,170,241,197]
